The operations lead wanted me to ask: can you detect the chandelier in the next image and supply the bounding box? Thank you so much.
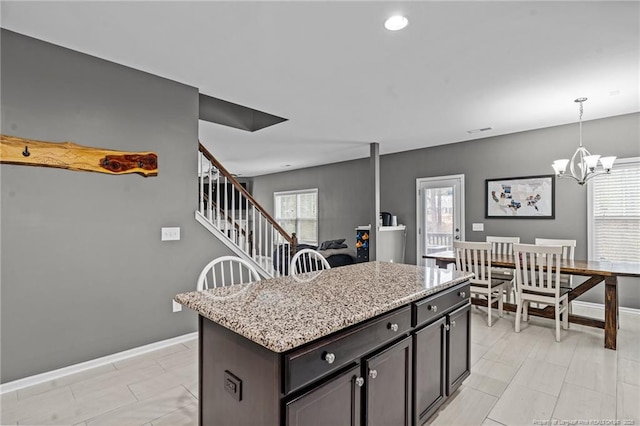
[551,97,616,185]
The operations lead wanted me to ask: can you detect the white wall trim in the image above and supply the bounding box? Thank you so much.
[572,301,640,315]
[0,332,197,395]
[194,210,271,278]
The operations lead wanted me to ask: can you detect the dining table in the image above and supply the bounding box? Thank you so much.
[424,250,640,350]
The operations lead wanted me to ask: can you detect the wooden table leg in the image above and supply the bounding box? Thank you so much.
[617,282,620,330]
[604,276,618,350]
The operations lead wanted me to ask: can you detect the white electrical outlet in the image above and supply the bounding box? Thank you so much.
[472,223,484,232]
[161,227,181,241]
[172,300,182,312]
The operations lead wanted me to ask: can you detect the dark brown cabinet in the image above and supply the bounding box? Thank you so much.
[413,317,447,424]
[287,336,413,426]
[198,281,471,426]
[284,306,412,394]
[413,301,471,426]
[447,303,471,395]
[286,365,362,426]
[365,336,412,426]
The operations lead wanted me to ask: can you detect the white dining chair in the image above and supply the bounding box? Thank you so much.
[535,238,576,287]
[513,243,570,342]
[196,256,261,291]
[535,238,577,314]
[486,236,520,303]
[290,249,331,276]
[454,241,505,327]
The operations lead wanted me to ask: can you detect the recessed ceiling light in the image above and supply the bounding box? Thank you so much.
[384,15,408,31]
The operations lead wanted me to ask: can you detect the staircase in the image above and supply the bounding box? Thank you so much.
[195,143,296,278]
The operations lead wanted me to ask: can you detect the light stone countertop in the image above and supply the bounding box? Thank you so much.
[175,261,472,353]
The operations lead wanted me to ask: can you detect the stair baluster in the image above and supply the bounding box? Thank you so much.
[196,143,294,278]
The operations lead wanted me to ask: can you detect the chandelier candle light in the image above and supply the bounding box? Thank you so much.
[552,97,616,185]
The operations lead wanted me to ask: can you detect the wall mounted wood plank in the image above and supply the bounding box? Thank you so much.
[0,134,158,177]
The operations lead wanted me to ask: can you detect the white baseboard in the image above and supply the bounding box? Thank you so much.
[0,332,197,395]
[572,301,640,315]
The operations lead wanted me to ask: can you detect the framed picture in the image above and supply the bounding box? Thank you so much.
[485,175,555,219]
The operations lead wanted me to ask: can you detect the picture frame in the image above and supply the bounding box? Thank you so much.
[485,174,555,219]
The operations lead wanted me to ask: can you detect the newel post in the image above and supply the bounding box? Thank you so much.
[291,233,298,256]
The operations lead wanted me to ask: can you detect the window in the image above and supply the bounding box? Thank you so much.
[588,157,640,262]
[274,189,318,245]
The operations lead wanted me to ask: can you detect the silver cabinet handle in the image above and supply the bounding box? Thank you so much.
[323,352,336,364]
[428,305,438,312]
[355,377,364,387]
[459,291,466,298]
[369,369,378,379]
[388,323,399,332]
[451,320,456,328]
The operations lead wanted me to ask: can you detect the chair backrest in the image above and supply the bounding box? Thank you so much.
[486,236,520,255]
[513,243,563,296]
[534,238,576,286]
[534,238,576,260]
[453,241,492,285]
[290,249,331,276]
[196,256,261,291]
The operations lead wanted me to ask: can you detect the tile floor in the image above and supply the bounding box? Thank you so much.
[1,305,638,426]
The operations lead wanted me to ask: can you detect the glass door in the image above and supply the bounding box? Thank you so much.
[416,175,465,266]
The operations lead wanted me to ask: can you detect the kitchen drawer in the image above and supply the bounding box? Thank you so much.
[285,306,411,395]
[413,282,470,328]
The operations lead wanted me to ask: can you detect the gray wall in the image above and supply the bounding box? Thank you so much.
[382,113,640,263]
[252,158,371,249]
[253,113,640,308]
[1,30,232,383]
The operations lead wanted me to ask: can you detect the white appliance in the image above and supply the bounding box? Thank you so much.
[377,225,406,263]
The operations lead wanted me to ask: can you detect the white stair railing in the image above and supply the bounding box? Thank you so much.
[196,143,296,278]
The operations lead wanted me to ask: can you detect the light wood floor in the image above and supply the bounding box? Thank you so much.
[2,304,639,426]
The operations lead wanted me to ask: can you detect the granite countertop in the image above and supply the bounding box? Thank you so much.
[175,261,472,353]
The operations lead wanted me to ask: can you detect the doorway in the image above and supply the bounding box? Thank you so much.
[416,175,465,266]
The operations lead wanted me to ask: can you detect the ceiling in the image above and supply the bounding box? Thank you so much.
[2,1,638,177]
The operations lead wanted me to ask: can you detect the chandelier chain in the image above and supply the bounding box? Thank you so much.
[578,100,583,147]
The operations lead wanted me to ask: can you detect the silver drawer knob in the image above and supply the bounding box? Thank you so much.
[388,323,399,332]
[429,305,438,312]
[451,320,456,328]
[323,352,336,364]
[355,377,364,387]
[459,291,466,298]
[369,369,378,379]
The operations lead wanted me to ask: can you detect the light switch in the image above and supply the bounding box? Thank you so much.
[472,223,484,232]
[161,227,180,241]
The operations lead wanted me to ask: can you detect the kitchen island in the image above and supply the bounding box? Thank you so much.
[175,261,473,426]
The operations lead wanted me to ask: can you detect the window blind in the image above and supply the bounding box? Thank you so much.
[274,189,318,245]
[590,160,640,262]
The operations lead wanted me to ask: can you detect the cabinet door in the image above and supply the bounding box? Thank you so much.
[286,365,361,426]
[365,336,412,426]
[447,303,471,395]
[413,316,446,425]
